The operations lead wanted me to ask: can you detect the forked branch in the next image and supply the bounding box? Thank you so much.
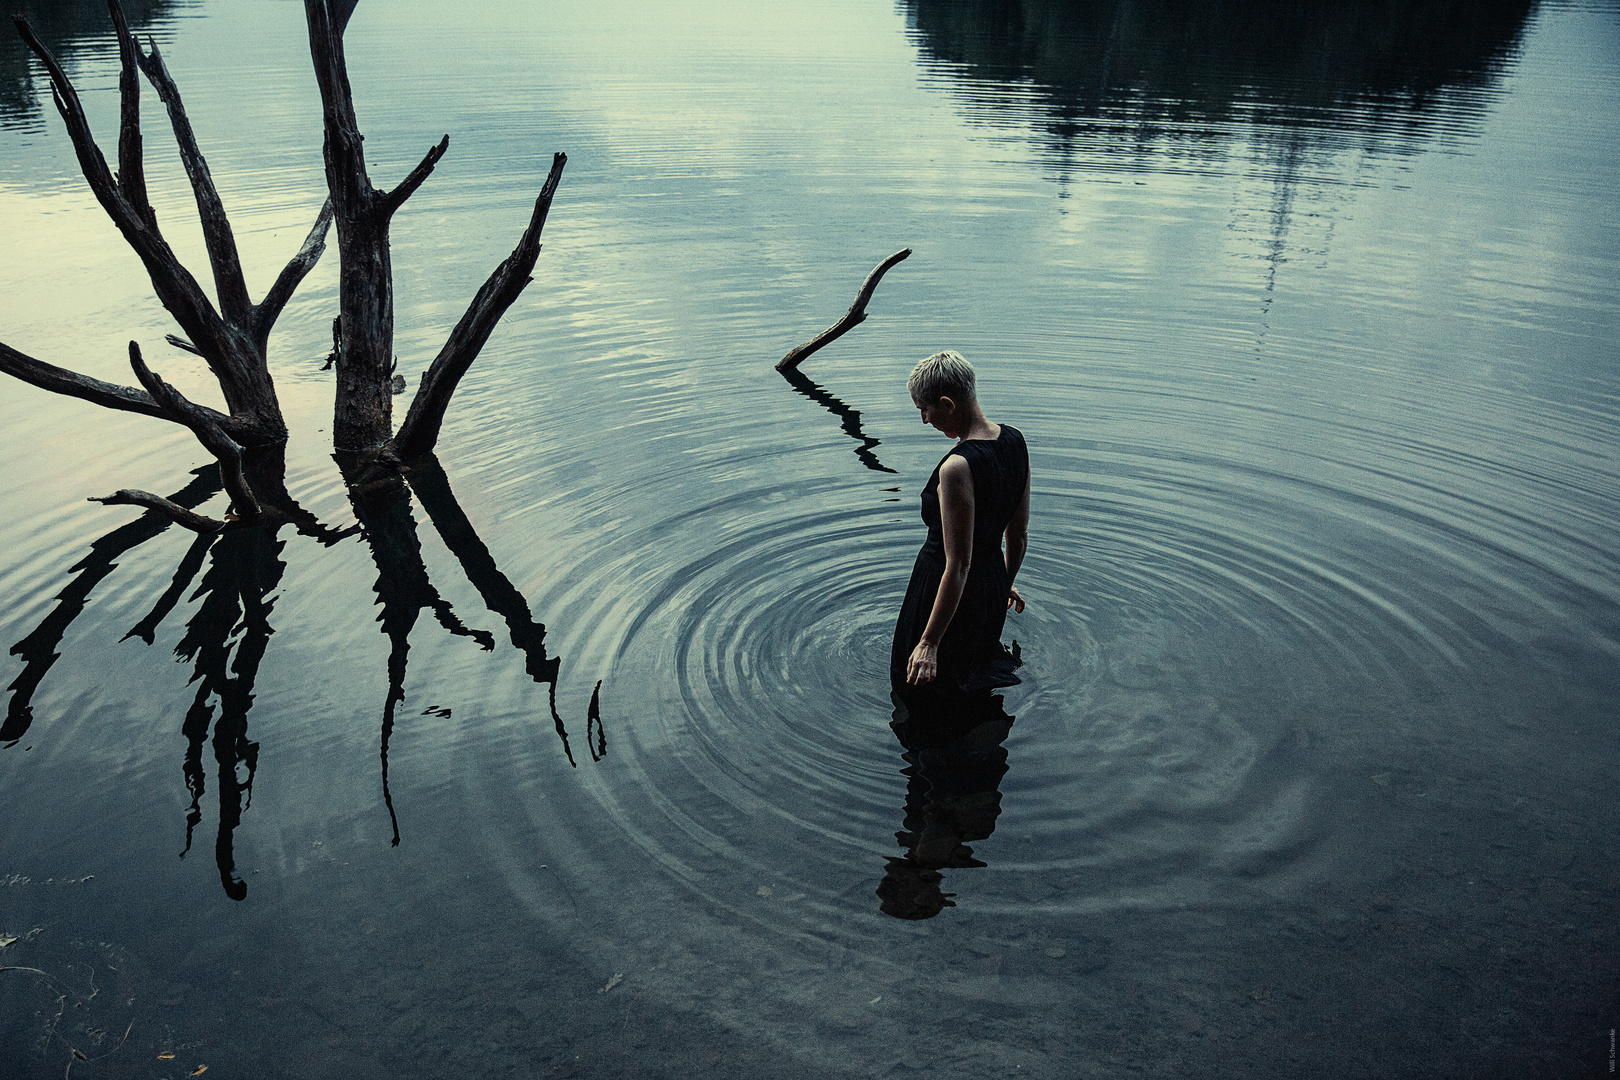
[13,11,230,368]
[128,343,261,520]
[0,341,168,422]
[135,41,253,325]
[10,0,330,463]
[391,153,567,460]
[776,247,912,372]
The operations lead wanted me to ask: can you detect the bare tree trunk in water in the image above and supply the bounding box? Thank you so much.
[303,0,566,459]
[3,0,567,523]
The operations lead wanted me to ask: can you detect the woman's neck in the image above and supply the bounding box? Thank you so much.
[956,401,998,442]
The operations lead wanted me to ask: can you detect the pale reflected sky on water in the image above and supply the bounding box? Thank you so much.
[1,2,1618,1077]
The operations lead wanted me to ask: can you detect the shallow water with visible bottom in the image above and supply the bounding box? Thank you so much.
[1,1,1617,1076]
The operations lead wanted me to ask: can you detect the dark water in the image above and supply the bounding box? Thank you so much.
[1,1,1617,1076]
[0,0,200,129]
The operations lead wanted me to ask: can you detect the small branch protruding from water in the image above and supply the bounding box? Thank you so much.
[89,490,225,534]
[776,248,911,373]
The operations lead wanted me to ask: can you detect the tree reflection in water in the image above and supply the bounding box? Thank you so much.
[901,0,1538,364]
[902,0,1536,162]
[878,682,1016,920]
[3,454,601,898]
[3,467,221,747]
[172,525,284,900]
[0,0,196,126]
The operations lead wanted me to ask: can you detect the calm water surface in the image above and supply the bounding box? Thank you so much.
[1,1,1617,1076]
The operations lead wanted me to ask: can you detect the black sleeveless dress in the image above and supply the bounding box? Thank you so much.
[890,424,1029,693]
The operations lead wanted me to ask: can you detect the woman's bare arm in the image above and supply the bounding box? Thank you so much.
[907,455,975,684]
[1004,470,1031,611]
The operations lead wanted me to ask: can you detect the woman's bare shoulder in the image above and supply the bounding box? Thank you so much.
[938,453,973,493]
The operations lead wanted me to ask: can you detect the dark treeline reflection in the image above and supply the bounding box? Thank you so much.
[3,454,601,899]
[878,684,1016,920]
[1,0,198,127]
[902,0,1536,169]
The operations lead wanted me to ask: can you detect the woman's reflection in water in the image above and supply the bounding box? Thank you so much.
[878,679,1016,920]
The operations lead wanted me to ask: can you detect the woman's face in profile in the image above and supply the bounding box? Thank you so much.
[913,393,958,438]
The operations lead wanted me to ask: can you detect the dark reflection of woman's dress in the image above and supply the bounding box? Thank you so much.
[877,682,1015,920]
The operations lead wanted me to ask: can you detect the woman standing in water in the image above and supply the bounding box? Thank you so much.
[891,351,1030,691]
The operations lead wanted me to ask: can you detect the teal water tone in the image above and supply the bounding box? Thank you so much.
[1,1,1617,1076]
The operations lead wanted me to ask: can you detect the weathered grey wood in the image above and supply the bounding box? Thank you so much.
[128,343,260,520]
[14,13,234,383]
[165,334,202,356]
[305,0,566,454]
[775,248,912,373]
[382,136,449,218]
[305,0,404,450]
[88,490,224,534]
[392,152,567,460]
[0,341,169,423]
[7,0,341,525]
[107,0,154,229]
[136,42,253,328]
[254,199,334,346]
[0,339,243,440]
[14,5,323,441]
[8,0,565,527]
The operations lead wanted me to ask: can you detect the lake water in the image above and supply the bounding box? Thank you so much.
[2,1,1617,1076]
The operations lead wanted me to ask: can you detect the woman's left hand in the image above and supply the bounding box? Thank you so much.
[1007,585,1025,613]
[906,641,938,684]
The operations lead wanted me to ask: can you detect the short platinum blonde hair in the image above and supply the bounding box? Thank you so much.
[907,350,976,406]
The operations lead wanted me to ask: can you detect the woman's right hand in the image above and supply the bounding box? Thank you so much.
[1007,585,1025,613]
[906,641,938,685]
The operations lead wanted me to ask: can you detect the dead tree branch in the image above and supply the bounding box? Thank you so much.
[135,40,252,327]
[1,341,168,423]
[305,0,566,453]
[392,152,567,460]
[8,0,562,531]
[14,12,232,379]
[775,247,912,373]
[14,3,328,439]
[107,0,153,228]
[381,135,449,218]
[88,491,224,534]
[5,0,341,528]
[128,343,260,520]
[254,199,335,344]
[305,0,418,450]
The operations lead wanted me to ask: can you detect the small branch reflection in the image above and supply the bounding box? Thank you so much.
[778,367,897,475]
[406,455,588,768]
[125,530,213,645]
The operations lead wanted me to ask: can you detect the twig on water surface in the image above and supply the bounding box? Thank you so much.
[2,966,135,1077]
